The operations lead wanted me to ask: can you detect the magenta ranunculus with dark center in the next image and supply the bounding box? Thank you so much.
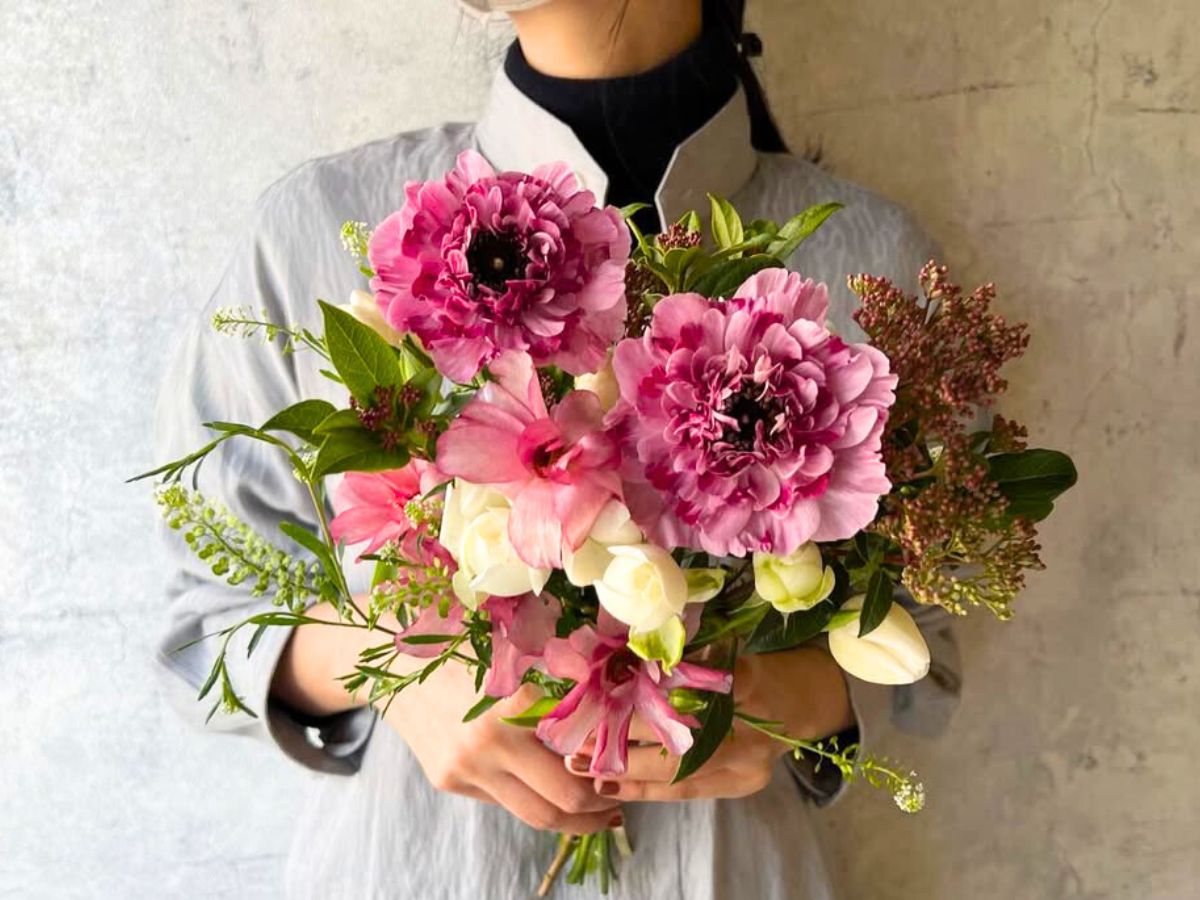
[609,268,898,557]
[367,149,630,383]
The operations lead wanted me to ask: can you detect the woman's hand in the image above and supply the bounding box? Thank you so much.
[383,662,624,834]
[567,646,854,803]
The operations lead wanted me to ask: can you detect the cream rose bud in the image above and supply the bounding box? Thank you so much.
[827,596,931,685]
[752,543,835,613]
[562,500,643,587]
[341,289,404,346]
[573,354,620,413]
[439,480,550,609]
[593,544,689,633]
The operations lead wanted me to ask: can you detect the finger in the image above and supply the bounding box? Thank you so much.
[504,737,623,815]
[593,766,772,803]
[566,748,681,782]
[491,774,623,835]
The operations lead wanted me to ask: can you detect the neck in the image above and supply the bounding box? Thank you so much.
[509,0,703,79]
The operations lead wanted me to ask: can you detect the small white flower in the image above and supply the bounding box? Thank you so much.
[562,499,642,588]
[573,353,620,414]
[752,543,835,614]
[593,544,689,633]
[439,480,550,609]
[827,596,931,685]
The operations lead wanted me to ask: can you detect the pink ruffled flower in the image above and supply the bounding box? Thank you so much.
[329,461,446,561]
[437,351,622,570]
[368,149,630,383]
[536,612,733,776]
[482,593,561,698]
[610,269,897,557]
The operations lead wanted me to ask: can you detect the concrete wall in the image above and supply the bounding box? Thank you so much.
[1,1,1195,897]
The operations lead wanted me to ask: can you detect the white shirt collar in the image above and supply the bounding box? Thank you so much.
[476,66,759,225]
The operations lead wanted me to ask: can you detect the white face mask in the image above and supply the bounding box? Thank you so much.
[455,0,553,19]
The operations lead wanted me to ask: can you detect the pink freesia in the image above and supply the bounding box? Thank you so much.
[437,351,622,569]
[368,149,630,383]
[609,269,898,557]
[481,593,561,698]
[536,612,733,777]
[329,461,446,561]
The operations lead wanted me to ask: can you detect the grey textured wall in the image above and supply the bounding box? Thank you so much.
[1,1,1196,898]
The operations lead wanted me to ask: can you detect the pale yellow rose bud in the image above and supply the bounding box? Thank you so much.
[341,289,404,347]
[573,354,620,413]
[752,543,835,614]
[827,596,931,685]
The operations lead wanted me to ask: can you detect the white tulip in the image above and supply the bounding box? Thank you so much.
[573,354,620,413]
[562,500,643,588]
[341,289,404,347]
[752,543,835,614]
[827,596,931,685]
[593,544,689,633]
[439,480,550,609]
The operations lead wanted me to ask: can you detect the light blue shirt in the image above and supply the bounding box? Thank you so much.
[155,65,961,899]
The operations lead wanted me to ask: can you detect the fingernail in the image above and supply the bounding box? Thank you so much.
[608,813,624,828]
[566,754,590,774]
[598,781,620,796]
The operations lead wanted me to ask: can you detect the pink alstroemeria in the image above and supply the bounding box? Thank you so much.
[393,600,465,659]
[536,612,733,777]
[436,351,621,570]
[329,461,445,561]
[481,593,561,698]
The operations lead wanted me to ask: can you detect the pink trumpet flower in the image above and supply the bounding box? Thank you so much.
[436,351,622,570]
[536,612,733,777]
[329,461,446,561]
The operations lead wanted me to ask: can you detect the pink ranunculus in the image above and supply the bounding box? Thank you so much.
[536,612,733,777]
[610,268,898,557]
[481,593,561,698]
[368,149,630,383]
[329,461,446,561]
[436,351,622,570]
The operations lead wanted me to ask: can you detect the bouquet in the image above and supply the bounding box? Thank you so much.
[138,150,1076,893]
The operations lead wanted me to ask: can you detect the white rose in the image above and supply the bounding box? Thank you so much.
[341,289,404,347]
[573,353,620,413]
[827,596,931,685]
[439,480,550,609]
[593,544,689,632]
[562,500,642,587]
[752,543,835,614]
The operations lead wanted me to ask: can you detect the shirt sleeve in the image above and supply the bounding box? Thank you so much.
[153,174,375,775]
[785,203,963,806]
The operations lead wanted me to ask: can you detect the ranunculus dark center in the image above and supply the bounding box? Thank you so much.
[723,389,786,452]
[467,229,525,292]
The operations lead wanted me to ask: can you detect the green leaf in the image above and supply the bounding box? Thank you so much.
[320,299,404,402]
[673,681,735,782]
[708,194,744,250]
[197,660,222,701]
[246,622,270,658]
[767,202,843,261]
[689,254,784,299]
[313,408,363,435]
[501,696,560,728]
[988,448,1078,521]
[399,633,458,645]
[260,399,337,444]
[858,569,894,637]
[278,521,339,580]
[312,429,409,478]
[462,694,501,723]
[743,601,836,653]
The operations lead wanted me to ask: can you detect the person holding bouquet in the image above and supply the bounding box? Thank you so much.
[155,1,962,896]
